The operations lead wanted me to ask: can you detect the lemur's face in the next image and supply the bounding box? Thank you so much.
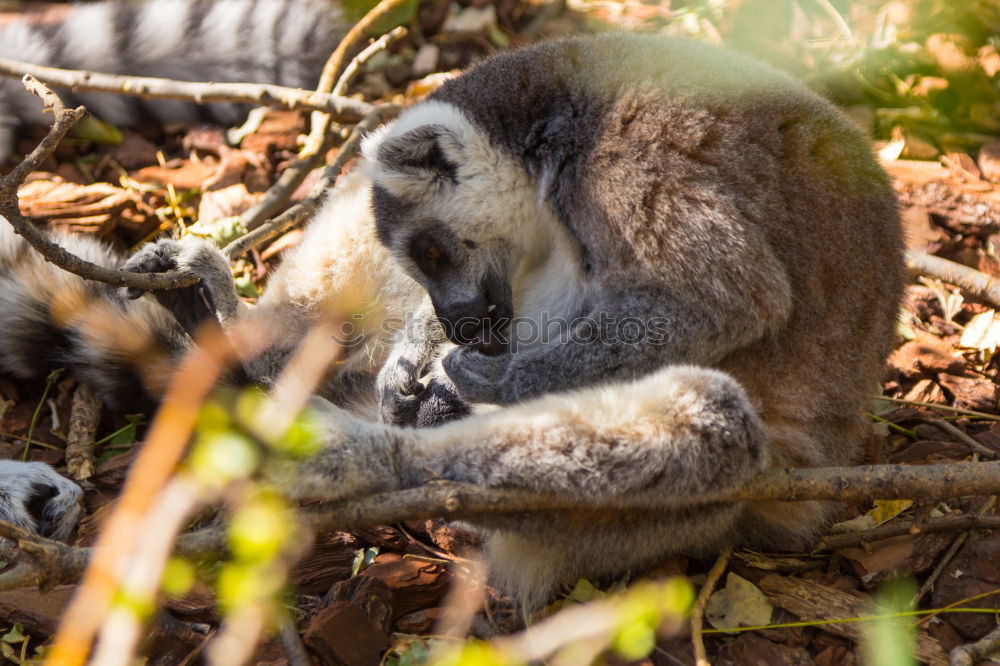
[363,102,544,355]
[371,186,515,355]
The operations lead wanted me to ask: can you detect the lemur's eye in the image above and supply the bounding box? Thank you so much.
[463,240,477,249]
[410,235,449,277]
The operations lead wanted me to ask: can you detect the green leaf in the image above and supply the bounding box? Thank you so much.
[234,274,259,299]
[72,114,124,146]
[162,558,196,599]
[351,547,380,576]
[863,579,918,666]
[229,495,292,562]
[2,624,25,644]
[188,431,260,486]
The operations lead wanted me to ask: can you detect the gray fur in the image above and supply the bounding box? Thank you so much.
[0,461,82,541]
[0,0,347,164]
[0,219,191,412]
[295,364,768,609]
[335,33,905,605]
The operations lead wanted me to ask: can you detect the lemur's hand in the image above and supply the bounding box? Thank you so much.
[442,346,512,405]
[121,238,217,336]
[376,352,429,425]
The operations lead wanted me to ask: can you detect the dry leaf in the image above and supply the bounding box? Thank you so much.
[705,573,773,632]
[959,310,1000,351]
[197,183,259,224]
[17,179,145,234]
[867,499,913,526]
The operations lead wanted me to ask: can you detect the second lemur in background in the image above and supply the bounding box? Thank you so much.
[0,0,347,164]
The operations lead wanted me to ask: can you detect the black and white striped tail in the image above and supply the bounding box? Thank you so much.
[0,0,347,162]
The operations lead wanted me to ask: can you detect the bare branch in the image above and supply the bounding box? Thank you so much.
[692,547,731,666]
[0,461,998,596]
[318,0,414,94]
[235,7,409,234]
[296,461,1000,534]
[906,249,1000,307]
[0,76,197,290]
[818,513,1000,550]
[222,105,399,260]
[0,57,374,120]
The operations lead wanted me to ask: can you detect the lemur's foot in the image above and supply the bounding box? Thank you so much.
[0,461,82,541]
[122,237,237,336]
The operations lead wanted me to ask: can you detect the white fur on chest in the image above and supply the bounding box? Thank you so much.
[511,209,589,352]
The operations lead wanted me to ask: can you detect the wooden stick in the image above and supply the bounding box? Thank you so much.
[692,548,731,666]
[0,76,197,291]
[907,249,1000,307]
[0,57,374,119]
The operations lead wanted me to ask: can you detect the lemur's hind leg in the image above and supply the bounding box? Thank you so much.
[297,364,767,504]
[292,364,767,604]
[0,461,82,541]
[122,237,246,337]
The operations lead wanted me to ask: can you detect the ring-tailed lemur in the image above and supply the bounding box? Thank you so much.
[0,0,348,165]
[275,33,904,608]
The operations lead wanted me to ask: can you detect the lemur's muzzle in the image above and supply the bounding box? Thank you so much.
[436,298,512,356]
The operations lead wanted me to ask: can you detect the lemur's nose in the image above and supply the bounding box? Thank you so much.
[436,297,490,344]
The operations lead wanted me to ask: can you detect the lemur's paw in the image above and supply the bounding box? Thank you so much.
[414,377,470,426]
[378,352,470,427]
[122,237,234,336]
[121,238,185,299]
[0,461,83,541]
[442,346,511,405]
[376,354,427,425]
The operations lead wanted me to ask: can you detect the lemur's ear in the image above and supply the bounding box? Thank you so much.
[376,125,461,183]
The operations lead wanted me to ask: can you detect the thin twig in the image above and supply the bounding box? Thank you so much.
[65,381,101,481]
[0,57,374,119]
[222,105,399,260]
[911,496,996,608]
[881,396,1000,422]
[0,76,197,291]
[818,513,1000,550]
[278,617,311,666]
[334,26,407,98]
[928,418,998,459]
[692,548,731,666]
[907,249,1000,308]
